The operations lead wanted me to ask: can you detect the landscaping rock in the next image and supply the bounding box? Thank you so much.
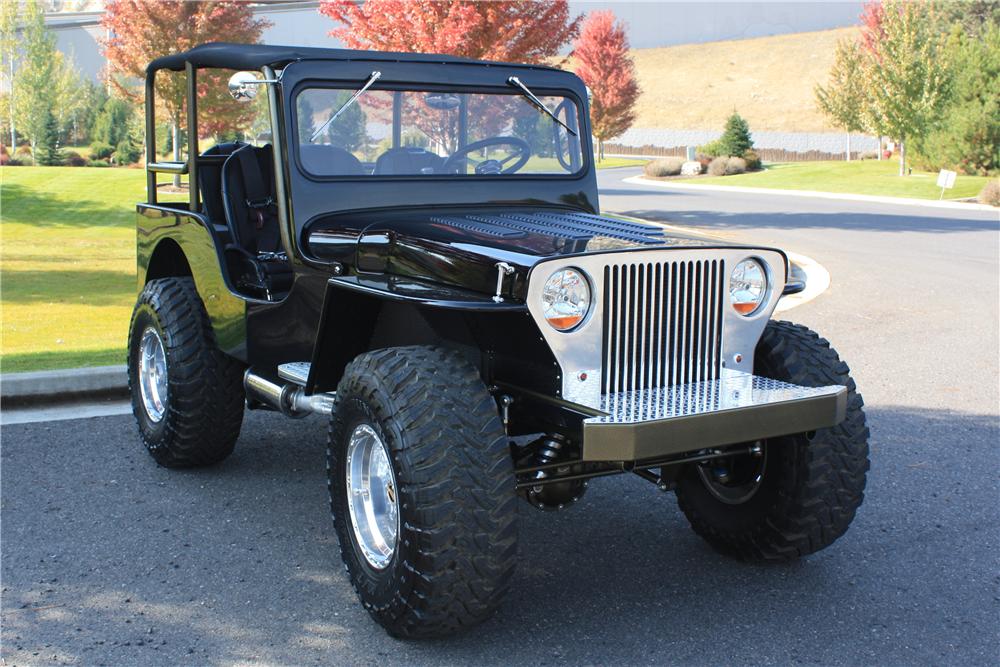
[681,161,703,176]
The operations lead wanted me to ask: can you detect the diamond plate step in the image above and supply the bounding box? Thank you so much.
[277,362,310,386]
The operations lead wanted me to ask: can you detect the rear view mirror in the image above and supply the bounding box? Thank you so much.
[228,71,263,102]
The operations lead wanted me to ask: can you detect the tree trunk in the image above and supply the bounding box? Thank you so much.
[846,132,851,161]
[172,120,182,188]
[898,138,906,176]
[877,136,882,160]
[8,59,14,150]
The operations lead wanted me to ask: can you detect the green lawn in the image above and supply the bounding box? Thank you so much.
[595,156,647,169]
[2,167,147,373]
[694,160,992,200]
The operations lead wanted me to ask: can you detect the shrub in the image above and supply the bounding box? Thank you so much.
[87,159,110,168]
[90,141,114,160]
[644,157,685,177]
[978,180,1000,207]
[707,156,729,176]
[742,149,762,171]
[115,139,142,165]
[7,156,25,166]
[65,151,87,167]
[698,139,724,157]
[725,157,747,175]
[15,144,31,157]
[859,150,878,160]
[695,153,713,169]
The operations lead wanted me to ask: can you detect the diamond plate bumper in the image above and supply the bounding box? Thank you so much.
[581,372,847,461]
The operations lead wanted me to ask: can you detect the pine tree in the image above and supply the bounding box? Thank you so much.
[718,112,754,157]
[36,108,63,165]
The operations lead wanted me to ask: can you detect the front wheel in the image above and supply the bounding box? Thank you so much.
[675,320,870,561]
[127,277,244,468]
[327,346,518,638]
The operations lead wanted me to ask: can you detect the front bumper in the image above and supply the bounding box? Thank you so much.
[581,372,846,461]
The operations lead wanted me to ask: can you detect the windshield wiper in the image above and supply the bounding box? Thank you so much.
[310,70,382,142]
[507,76,577,137]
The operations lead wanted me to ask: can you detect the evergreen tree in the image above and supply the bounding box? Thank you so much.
[92,96,134,147]
[916,24,1000,175]
[36,108,63,165]
[326,91,366,152]
[718,112,754,157]
[297,96,316,143]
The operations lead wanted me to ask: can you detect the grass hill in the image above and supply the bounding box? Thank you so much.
[628,27,859,133]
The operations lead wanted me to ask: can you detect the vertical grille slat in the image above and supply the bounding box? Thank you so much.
[601,257,724,394]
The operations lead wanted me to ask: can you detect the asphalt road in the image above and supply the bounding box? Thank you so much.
[3,170,999,666]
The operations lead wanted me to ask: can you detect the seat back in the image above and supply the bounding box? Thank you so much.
[221,144,281,255]
[374,147,444,175]
[300,144,365,176]
[198,142,244,222]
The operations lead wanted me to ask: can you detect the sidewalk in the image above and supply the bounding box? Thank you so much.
[623,175,1000,212]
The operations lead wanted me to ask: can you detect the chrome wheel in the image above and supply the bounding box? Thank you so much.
[138,327,168,423]
[697,442,767,505]
[345,424,399,570]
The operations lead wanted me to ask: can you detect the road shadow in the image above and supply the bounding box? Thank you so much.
[1,404,998,665]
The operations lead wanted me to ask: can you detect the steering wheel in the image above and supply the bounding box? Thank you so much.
[441,136,531,175]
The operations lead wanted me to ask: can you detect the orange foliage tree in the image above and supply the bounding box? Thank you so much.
[318,0,581,64]
[572,10,640,160]
[101,0,270,150]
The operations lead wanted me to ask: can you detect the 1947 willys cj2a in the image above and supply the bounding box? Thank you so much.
[130,43,869,638]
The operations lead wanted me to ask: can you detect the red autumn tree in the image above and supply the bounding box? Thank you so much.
[317,0,581,64]
[859,0,889,58]
[573,10,640,160]
[101,0,270,150]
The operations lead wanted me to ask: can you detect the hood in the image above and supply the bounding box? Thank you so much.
[306,207,740,299]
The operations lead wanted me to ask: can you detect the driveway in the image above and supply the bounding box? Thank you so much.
[2,170,998,665]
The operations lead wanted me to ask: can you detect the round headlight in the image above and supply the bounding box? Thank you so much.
[730,258,767,315]
[541,268,591,331]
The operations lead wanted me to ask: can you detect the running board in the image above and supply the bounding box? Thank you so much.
[244,365,334,416]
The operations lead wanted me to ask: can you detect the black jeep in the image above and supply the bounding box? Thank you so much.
[129,43,869,638]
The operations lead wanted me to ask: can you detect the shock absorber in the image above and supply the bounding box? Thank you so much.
[524,434,587,511]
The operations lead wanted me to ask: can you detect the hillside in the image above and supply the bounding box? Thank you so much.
[628,27,858,133]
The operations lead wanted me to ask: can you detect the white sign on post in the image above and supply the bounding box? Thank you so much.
[937,169,957,199]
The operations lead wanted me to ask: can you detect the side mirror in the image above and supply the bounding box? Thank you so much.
[228,71,263,102]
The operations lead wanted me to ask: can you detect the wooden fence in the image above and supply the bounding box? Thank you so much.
[604,143,874,162]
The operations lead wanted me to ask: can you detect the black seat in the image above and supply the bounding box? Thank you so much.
[220,144,292,300]
[374,147,444,175]
[197,142,245,222]
[300,144,366,176]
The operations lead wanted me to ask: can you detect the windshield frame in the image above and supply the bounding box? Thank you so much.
[289,79,589,183]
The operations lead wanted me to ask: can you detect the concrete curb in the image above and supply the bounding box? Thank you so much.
[1,365,127,405]
[623,175,1000,212]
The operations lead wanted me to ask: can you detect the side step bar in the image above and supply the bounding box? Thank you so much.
[244,362,335,416]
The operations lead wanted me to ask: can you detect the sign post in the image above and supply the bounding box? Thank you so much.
[936,169,957,200]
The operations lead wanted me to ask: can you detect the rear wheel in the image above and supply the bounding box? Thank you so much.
[327,345,518,638]
[675,320,870,561]
[127,277,244,468]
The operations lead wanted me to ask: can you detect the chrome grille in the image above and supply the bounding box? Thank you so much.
[601,259,725,394]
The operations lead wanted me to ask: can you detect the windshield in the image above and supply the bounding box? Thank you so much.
[294,86,585,177]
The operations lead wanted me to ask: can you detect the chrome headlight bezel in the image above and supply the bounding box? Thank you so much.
[730,257,769,316]
[540,267,593,332]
